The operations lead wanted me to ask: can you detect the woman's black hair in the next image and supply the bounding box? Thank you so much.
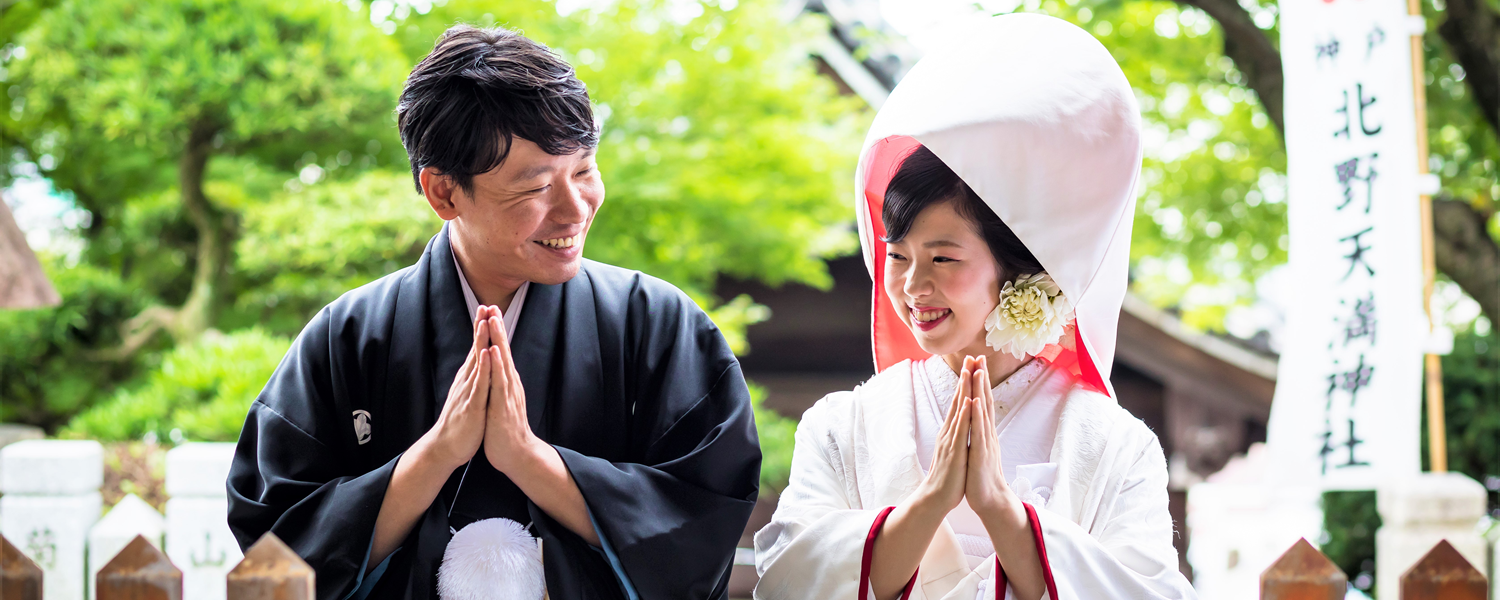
[881,145,1044,279]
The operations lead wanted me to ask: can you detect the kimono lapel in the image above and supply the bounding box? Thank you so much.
[855,360,970,597]
[428,225,474,414]
[507,271,562,440]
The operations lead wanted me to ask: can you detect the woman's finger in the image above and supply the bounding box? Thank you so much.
[952,394,972,452]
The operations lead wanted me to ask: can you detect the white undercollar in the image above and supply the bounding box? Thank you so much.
[451,246,528,341]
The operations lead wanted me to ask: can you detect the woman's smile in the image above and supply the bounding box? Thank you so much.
[910,305,952,331]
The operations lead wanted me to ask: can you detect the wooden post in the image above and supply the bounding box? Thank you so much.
[95,535,181,600]
[1410,0,1447,474]
[1260,538,1346,600]
[1399,539,1486,599]
[226,532,313,600]
[0,534,42,600]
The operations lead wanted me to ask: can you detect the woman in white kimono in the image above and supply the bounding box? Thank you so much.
[752,14,1197,600]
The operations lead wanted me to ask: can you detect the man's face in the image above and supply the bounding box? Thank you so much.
[425,137,604,286]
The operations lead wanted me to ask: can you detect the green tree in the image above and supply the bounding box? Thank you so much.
[7,0,409,353]
[0,0,866,436]
[394,0,866,298]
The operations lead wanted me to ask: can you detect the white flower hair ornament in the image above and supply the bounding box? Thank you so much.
[984,272,1076,360]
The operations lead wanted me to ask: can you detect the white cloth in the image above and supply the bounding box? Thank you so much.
[452,247,528,339]
[913,358,1060,571]
[853,13,1142,396]
[752,360,1196,600]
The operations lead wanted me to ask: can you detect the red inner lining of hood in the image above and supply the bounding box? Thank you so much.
[862,135,1109,397]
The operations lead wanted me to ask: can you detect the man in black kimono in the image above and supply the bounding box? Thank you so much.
[226,25,761,600]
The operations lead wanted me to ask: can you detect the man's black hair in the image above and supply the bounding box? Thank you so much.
[398,25,599,195]
[881,145,1044,280]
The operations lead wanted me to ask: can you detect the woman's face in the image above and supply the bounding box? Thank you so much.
[883,200,1003,357]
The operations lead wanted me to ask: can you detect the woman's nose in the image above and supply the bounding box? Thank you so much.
[902,264,934,298]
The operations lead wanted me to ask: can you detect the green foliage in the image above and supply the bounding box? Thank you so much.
[749,382,798,494]
[229,170,443,335]
[62,329,291,443]
[1423,326,1500,510]
[0,256,148,430]
[1320,490,1380,595]
[394,0,867,299]
[3,0,861,438]
[10,0,408,177]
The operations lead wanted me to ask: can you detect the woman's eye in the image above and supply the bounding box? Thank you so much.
[933,256,956,263]
[887,252,907,261]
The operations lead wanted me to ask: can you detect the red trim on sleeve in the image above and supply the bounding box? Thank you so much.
[993,556,1007,600]
[1023,502,1059,599]
[859,506,920,600]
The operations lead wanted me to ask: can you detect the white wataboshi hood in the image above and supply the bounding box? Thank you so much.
[855,13,1143,398]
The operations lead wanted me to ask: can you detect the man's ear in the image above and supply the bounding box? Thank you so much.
[420,167,462,221]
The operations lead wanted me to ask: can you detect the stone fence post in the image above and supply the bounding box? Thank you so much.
[0,440,103,600]
[163,443,241,600]
[1376,472,1488,600]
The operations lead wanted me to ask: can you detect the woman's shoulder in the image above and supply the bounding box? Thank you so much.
[1058,383,1164,451]
[798,359,918,432]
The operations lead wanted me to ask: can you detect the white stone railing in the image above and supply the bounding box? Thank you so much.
[0,440,241,600]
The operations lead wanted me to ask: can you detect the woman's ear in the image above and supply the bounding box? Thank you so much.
[421,167,462,221]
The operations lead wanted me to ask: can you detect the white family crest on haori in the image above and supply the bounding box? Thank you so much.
[985,272,1075,360]
[437,518,545,600]
[854,12,1141,398]
[352,410,372,445]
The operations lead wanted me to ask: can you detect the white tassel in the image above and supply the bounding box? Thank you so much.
[438,518,546,600]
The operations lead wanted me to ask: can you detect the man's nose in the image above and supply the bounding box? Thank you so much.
[554,180,590,224]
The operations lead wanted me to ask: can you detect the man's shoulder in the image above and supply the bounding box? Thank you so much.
[579,259,695,313]
[322,265,417,320]
[297,265,419,346]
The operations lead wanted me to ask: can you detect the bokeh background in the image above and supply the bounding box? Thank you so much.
[0,0,1495,595]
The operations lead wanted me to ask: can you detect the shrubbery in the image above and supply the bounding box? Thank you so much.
[62,329,291,442]
[0,257,148,430]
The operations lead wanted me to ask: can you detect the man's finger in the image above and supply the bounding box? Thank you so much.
[471,346,492,412]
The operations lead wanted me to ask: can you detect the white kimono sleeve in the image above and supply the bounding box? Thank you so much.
[753,400,884,600]
[1022,436,1196,600]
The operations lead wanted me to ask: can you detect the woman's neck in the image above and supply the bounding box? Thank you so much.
[940,344,1028,388]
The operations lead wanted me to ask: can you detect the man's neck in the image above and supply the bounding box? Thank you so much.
[451,233,525,309]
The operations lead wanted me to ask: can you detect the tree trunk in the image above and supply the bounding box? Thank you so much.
[1169,0,1500,322]
[1171,0,1285,133]
[98,120,229,359]
[1433,197,1499,321]
[171,119,232,342]
[1438,0,1500,135]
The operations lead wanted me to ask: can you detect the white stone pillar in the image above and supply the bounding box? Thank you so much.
[164,442,242,600]
[1376,472,1488,600]
[87,494,165,600]
[0,440,104,600]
